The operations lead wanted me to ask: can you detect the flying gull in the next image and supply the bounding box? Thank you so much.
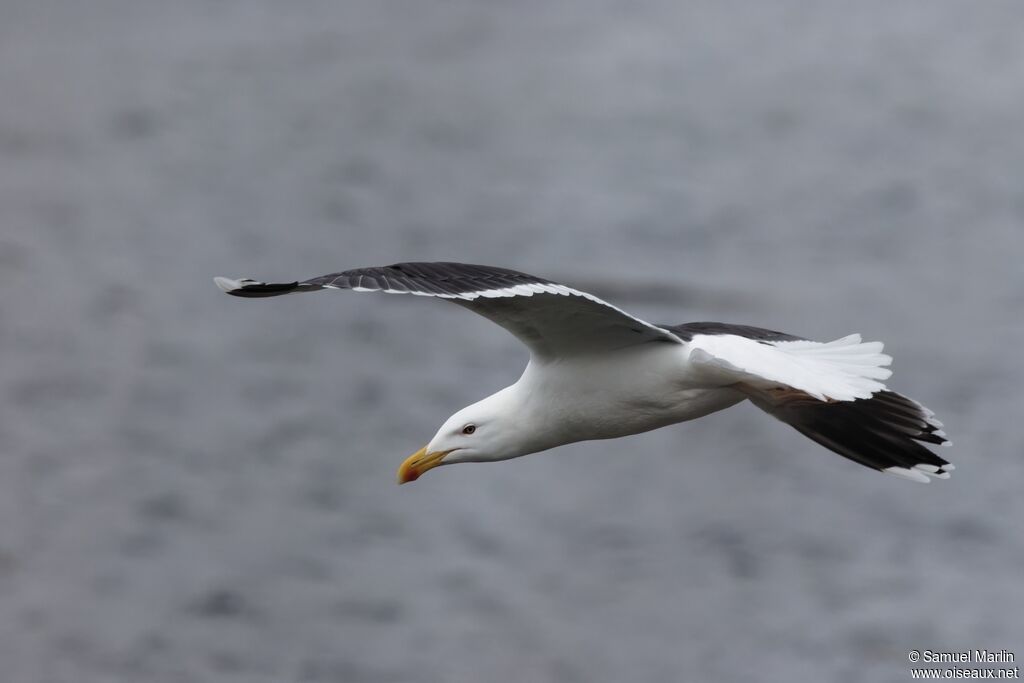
[215,262,953,484]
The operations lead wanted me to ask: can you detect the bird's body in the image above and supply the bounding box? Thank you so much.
[215,262,953,484]
[513,346,743,447]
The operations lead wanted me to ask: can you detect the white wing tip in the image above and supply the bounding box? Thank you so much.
[884,463,955,483]
[214,276,255,293]
[884,466,932,483]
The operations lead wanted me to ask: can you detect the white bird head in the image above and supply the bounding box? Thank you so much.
[397,388,526,483]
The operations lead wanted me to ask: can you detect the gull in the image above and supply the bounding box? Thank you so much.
[215,262,952,484]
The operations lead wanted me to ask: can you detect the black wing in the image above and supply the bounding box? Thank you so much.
[215,262,682,358]
[744,386,953,482]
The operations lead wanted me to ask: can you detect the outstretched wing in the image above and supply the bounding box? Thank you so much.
[215,262,682,358]
[685,331,893,402]
[680,327,953,482]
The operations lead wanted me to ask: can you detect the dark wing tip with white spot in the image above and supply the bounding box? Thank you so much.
[755,389,953,483]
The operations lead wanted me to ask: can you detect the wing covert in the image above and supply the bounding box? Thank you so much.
[686,332,892,402]
[215,262,682,357]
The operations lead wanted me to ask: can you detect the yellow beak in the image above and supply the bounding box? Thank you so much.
[397,446,450,484]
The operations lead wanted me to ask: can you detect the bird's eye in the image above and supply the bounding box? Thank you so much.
[462,424,476,435]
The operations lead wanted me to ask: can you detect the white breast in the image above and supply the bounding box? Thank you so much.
[516,343,744,447]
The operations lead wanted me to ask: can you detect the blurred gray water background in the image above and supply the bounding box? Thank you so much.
[2,1,1023,682]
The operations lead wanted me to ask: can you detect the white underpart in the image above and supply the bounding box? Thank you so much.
[687,333,893,402]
